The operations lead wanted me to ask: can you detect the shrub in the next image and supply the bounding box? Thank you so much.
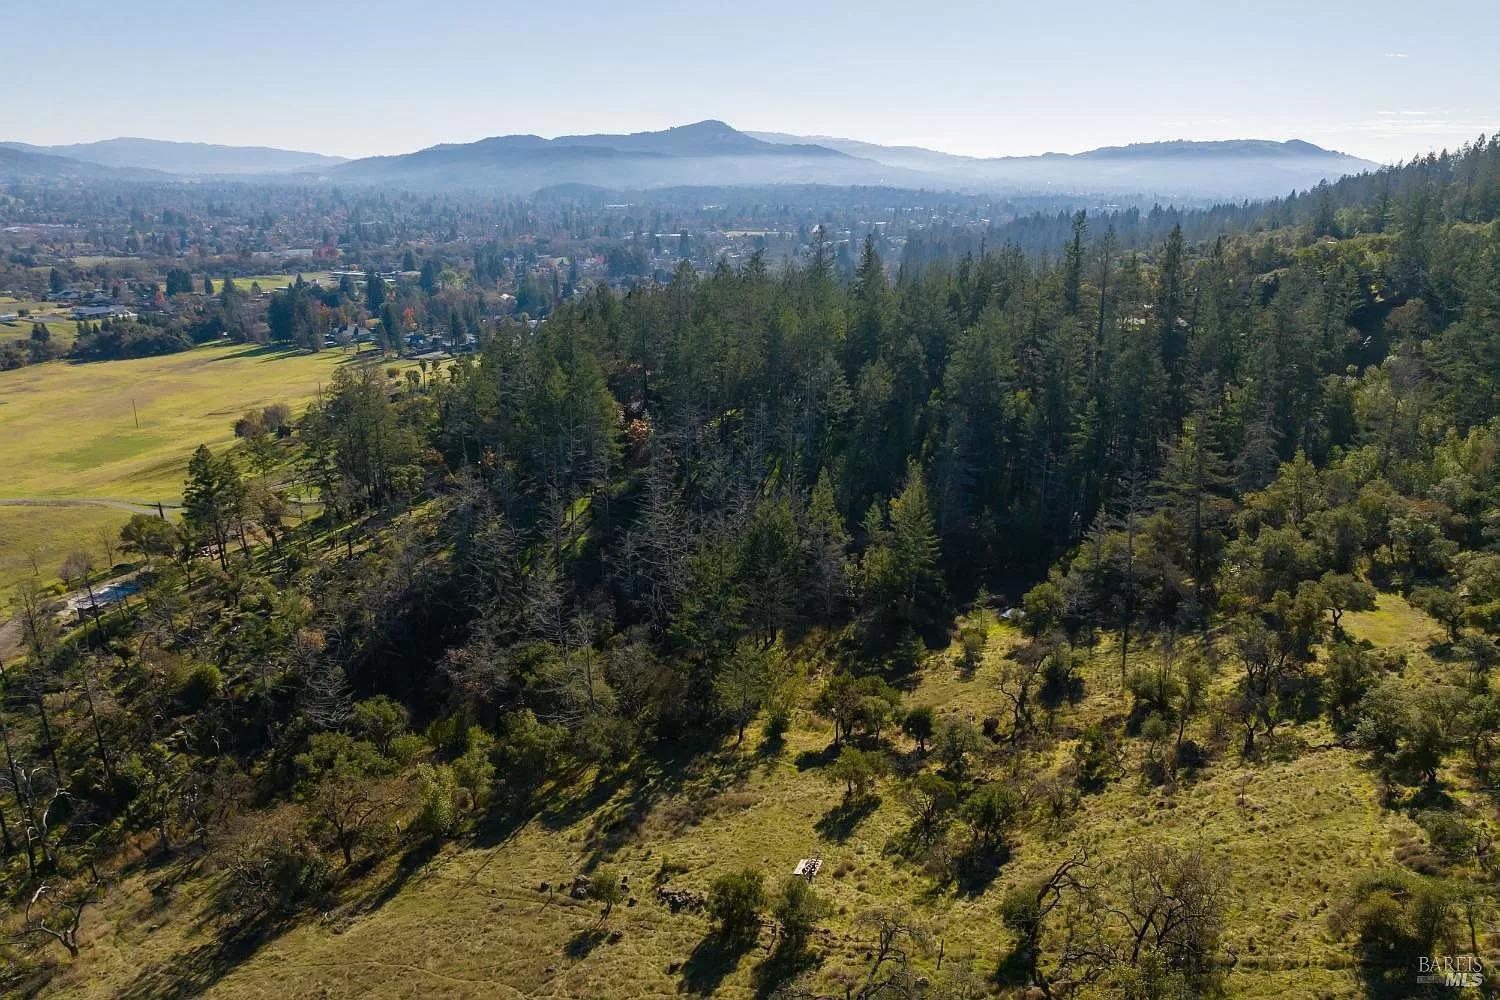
[453,727,496,809]
[589,865,626,918]
[412,764,460,840]
[1332,869,1458,960]
[707,868,766,939]
[961,783,1022,852]
[1325,643,1378,729]
[1410,586,1466,641]
[1021,581,1064,637]
[955,612,988,672]
[901,771,957,844]
[494,709,562,803]
[424,710,474,758]
[176,662,222,710]
[1073,723,1120,791]
[353,695,410,755]
[388,732,427,766]
[218,811,329,921]
[829,746,885,801]
[936,718,982,778]
[901,705,935,751]
[1416,810,1476,866]
[772,875,830,946]
[1040,646,1083,707]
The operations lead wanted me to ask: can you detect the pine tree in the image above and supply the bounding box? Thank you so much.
[183,445,244,569]
[365,266,386,312]
[802,470,851,625]
[1157,381,1232,613]
[861,462,945,636]
[1063,210,1087,315]
[1156,224,1188,405]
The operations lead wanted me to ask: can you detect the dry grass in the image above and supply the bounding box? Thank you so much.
[1342,592,1445,651]
[0,503,133,602]
[0,342,404,591]
[19,599,1481,998]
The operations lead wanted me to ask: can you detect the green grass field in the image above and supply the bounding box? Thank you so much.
[0,296,79,347]
[0,503,133,599]
[236,272,334,292]
[0,341,390,598]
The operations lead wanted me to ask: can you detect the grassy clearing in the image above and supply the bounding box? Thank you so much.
[236,272,334,292]
[0,342,379,502]
[0,341,400,596]
[1342,591,1446,651]
[0,504,134,601]
[0,298,79,347]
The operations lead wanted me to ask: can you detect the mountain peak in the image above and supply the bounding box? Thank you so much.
[675,119,736,133]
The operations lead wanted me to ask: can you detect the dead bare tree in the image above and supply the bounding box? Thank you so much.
[857,905,932,994]
[12,766,70,874]
[23,879,102,958]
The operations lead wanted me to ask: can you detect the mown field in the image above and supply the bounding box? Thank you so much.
[236,272,334,292]
[0,295,79,346]
[29,599,1455,1000]
[0,342,388,597]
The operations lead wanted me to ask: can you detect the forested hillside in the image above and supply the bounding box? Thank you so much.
[2,137,1498,999]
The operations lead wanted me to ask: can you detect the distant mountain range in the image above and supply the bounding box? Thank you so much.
[749,131,1380,198]
[0,144,168,180]
[0,122,1380,199]
[325,121,911,192]
[0,137,346,175]
[326,122,1377,198]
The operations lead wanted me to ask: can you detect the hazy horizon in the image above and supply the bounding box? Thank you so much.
[2,0,1496,165]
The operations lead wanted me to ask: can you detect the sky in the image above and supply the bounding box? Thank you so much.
[4,0,1496,164]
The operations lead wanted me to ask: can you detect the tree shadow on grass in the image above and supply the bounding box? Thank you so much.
[534,761,633,834]
[202,343,308,363]
[953,845,1010,898]
[349,837,441,919]
[752,939,822,999]
[118,918,282,1000]
[794,743,839,772]
[1355,951,1446,999]
[468,794,533,849]
[755,728,786,761]
[681,933,757,996]
[578,739,758,857]
[565,925,608,959]
[814,795,879,843]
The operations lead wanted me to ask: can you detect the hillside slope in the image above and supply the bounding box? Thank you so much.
[0,138,346,175]
[28,598,1460,999]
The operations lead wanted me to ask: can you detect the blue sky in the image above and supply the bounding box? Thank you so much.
[4,0,1496,162]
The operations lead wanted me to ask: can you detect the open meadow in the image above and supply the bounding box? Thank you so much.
[0,295,80,347]
[0,342,392,597]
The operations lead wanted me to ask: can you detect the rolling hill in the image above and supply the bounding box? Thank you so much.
[0,137,347,175]
[327,119,925,192]
[2,122,1381,198]
[0,145,166,181]
[750,131,1380,198]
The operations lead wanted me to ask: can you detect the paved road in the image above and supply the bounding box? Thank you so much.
[0,497,179,515]
[0,568,143,661]
[0,500,169,658]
